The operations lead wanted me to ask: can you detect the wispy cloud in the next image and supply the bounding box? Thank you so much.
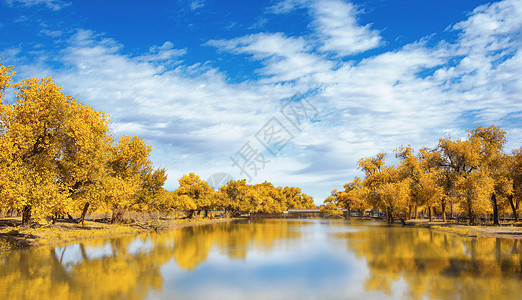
[268,0,382,56]
[40,29,63,38]
[137,41,187,65]
[267,0,307,14]
[189,0,204,11]
[310,0,382,56]
[207,33,332,82]
[5,0,70,10]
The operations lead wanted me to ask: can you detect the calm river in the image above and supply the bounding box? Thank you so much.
[1,219,521,299]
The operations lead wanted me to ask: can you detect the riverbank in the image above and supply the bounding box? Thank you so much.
[0,217,236,251]
[401,219,522,239]
[2,216,520,252]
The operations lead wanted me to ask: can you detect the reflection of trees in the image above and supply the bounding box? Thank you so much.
[339,225,522,300]
[173,219,303,270]
[0,234,164,300]
[0,220,305,299]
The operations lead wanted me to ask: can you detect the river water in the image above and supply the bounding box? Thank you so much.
[0,219,521,299]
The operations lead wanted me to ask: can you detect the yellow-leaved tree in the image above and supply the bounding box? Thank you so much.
[133,167,169,211]
[281,186,316,210]
[58,100,113,224]
[338,177,367,215]
[0,63,15,215]
[438,135,493,225]
[107,135,152,223]
[0,62,170,224]
[358,153,411,223]
[395,146,445,221]
[218,179,248,216]
[174,172,213,218]
[0,74,112,224]
[507,147,522,221]
[469,126,511,225]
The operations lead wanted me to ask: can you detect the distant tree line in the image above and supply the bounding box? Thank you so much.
[323,126,522,225]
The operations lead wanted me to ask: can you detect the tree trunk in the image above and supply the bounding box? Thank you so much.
[51,212,58,224]
[507,194,518,222]
[491,193,499,226]
[468,197,475,226]
[387,206,394,224]
[428,206,433,222]
[450,198,455,219]
[414,205,417,219]
[111,208,125,224]
[79,202,90,225]
[442,201,447,222]
[22,205,32,226]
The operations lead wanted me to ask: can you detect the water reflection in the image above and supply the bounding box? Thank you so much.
[0,219,520,300]
[0,220,308,299]
[336,220,522,300]
[172,219,305,270]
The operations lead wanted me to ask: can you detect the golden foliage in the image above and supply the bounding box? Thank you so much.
[0,62,161,224]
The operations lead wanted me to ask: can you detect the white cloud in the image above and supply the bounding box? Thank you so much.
[207,33,332,82]
[5,0,69,10]
[136,41,187,65]
[310,0,382,56]
[208,32,308,59]
[189,0,204,11]
[452,0,522,50]
[40,29,62,38]
[267,0,307,14]
[268,0,382,56]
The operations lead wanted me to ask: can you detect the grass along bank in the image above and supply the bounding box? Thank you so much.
[0,216,236,251]
[401,218,522,239]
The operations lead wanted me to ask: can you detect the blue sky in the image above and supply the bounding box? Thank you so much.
[1,0,522,204]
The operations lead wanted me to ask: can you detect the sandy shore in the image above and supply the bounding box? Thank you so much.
[402,219,522,239]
